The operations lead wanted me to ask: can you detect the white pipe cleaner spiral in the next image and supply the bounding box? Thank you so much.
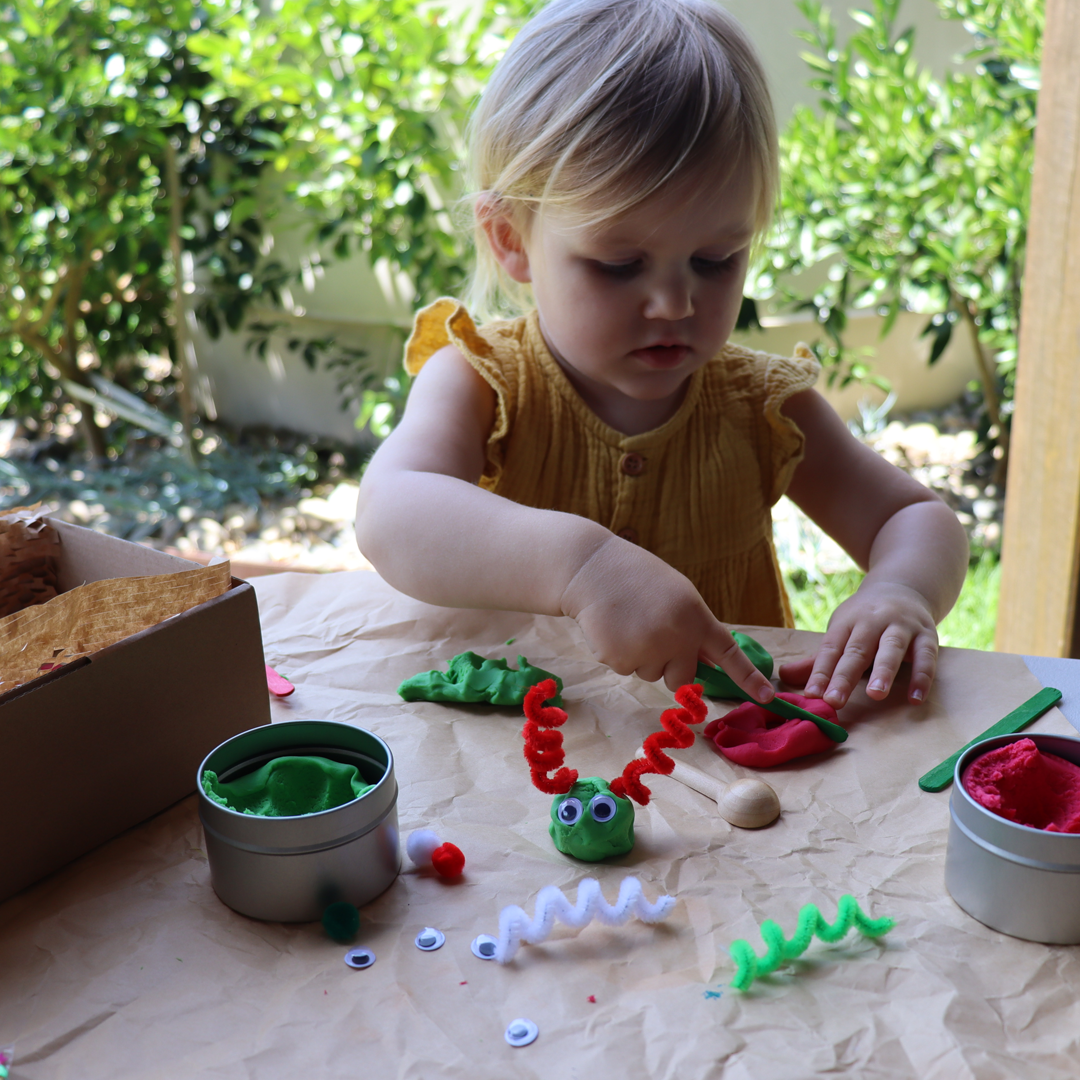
[494,876,676,964]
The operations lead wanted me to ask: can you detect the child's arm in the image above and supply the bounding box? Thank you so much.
[356,345,774,701]
[778,389,969,708]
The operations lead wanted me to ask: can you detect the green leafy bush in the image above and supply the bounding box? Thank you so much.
[755,0,1041,474]
[0,0,526,454]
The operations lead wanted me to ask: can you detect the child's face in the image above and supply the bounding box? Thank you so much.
[485,168,757,430]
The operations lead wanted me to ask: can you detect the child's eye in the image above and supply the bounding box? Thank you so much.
[592,260,642,278]
[692,256,738,276]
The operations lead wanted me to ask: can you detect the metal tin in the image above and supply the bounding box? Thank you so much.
[197,720,400,922]
[945,732,1080,944]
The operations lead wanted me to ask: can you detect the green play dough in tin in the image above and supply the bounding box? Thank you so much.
[549,776,635,862]
[398,651,563,706]
[695,632,773,698]
[201,755,373,817]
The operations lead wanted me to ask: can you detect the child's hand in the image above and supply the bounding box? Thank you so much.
[778,580,939,709]
[560,535,775,701]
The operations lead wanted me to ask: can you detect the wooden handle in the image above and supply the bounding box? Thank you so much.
[635,749,781,829]
[635,748,728,798]
[666,758,729,801]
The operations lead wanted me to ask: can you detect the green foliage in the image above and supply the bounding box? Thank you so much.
[937,547,1000,650]
[0,0,529,452]
[188,0,513,303]
[756,0,1041,447]
[784,548,1001,651]
[784,567,865,636]
[0,0,307,451]
[0,436,321,541]
[0,0,183,417]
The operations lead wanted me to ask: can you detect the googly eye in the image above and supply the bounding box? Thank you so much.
[556,797,583,825]
[589,794,618,822]
[505,1018,539,1047]
[415,927,445,951]
[344,947,375,969]
[471,934,498,960]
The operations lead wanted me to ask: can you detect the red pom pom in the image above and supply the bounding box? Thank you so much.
[430,842,465,877]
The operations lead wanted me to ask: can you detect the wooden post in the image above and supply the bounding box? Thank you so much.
[996,0,1080,657]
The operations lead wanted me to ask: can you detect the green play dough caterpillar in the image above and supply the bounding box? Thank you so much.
[398,651,563,706]
[202,756,373,817]
[729,895,895,991]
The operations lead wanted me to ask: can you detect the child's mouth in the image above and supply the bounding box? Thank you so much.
[633,345,689,369]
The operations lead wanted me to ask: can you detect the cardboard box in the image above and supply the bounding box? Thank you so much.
[1,519,270,902]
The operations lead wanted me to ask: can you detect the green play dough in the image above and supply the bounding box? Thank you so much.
[398,651,563,706]
[695,632,774,698]
[201,755,373,817]
[548,776,635,862]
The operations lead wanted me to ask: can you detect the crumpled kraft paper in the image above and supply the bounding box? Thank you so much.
[1,569,1079,1080]
[0,558,231,693]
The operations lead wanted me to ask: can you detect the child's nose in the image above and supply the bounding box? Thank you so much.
[643,274,694,321]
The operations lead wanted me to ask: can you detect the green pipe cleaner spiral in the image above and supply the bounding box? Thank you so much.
[729,895,895,991]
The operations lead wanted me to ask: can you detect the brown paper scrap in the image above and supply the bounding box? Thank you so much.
[0,504,60,618]
[0,559,231,691]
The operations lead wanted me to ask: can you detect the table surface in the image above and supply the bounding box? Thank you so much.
[3,570,1080,1080]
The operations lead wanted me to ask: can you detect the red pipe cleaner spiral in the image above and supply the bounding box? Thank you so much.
[522,678,578,795]
[610,683,708,805]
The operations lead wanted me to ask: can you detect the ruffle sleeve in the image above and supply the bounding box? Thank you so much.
[403,298,516,479]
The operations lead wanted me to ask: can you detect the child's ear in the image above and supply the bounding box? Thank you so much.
[476,195,532,284]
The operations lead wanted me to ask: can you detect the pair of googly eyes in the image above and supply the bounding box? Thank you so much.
[556,793,618,826]
[344,927,446,968]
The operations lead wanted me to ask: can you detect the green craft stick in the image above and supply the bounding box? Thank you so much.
[696,667,848,744]
[753,693,849,743]
[917,686,1063,792]
[695,632,847,743]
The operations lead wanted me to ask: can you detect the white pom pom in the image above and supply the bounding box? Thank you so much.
[406,829,442,866]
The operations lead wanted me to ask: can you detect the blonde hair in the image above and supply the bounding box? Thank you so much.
[466,0,778,316]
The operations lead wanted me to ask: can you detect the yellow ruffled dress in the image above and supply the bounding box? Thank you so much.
[405,298,820,628]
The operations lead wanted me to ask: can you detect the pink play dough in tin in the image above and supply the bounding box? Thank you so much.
[962,738,1080,833]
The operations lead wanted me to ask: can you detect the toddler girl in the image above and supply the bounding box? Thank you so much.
[356,0,968,709]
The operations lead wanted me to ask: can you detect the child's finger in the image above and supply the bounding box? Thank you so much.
[863,626,912,700]
[661,654,701,693]
[801,632,850,700]
[701,629,774,703]
[816,629,874,708]
[631,657,670,684]
[777,656,814,688]
[905,629,939,704]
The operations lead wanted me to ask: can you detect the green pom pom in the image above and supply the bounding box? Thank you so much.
[322,901,360,942]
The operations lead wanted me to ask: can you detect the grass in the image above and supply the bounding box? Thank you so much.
[784,547,1001,652]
